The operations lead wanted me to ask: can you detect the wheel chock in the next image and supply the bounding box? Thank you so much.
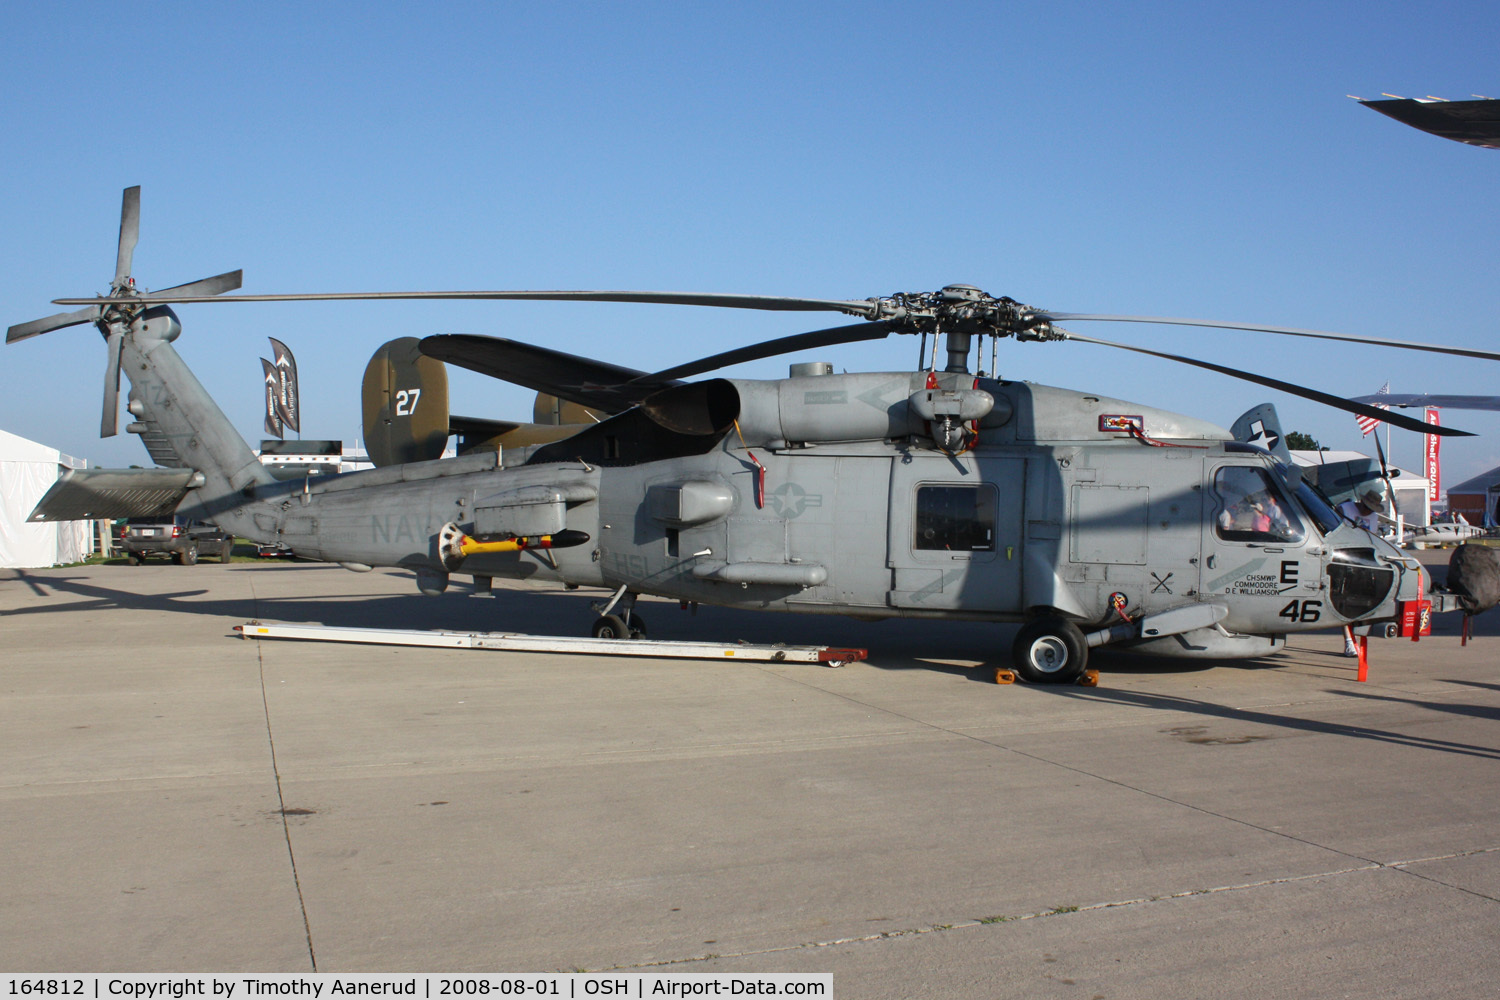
[994,667,1016,684]
[1077,669,1100,687]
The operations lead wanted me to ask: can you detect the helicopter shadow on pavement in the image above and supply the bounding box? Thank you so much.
[11,564,1496,686]
[6,565,1032,678]
[0,566,1192,682]
[1046,682,1500,761]
[1,565,1000,672]
[0,565,605,636]
[1327,681,1500,725]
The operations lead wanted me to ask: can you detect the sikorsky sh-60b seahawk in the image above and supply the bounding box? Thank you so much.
[11,188,1500,683]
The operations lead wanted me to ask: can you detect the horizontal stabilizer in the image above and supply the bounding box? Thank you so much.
[27,467,202,522]
[448,414,523,440]
[1352,392,1500,412]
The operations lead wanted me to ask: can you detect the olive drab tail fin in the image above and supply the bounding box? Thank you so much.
[362,336,453,466]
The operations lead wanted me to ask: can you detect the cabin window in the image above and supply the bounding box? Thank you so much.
[914,485,996,551]
[1213,467,1305,544]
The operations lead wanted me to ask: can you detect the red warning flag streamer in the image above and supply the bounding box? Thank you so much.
[733,419,767,508]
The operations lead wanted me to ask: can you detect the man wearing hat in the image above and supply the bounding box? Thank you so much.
[1338,486,1387,532]
[1336,484,1388,655]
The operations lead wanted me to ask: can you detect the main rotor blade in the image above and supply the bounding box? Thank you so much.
[1061,330,1473,437]
[635,320,901,384]
[101,329,123,437]
[115,186,140,282]
[7,305,100,343]
[1040,312,1500,363]
[56,288,885,316]
[151,269,244,300]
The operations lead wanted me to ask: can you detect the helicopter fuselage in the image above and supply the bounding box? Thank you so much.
[213,367,1426,658]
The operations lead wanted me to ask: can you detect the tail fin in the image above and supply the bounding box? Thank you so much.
[362,336,452,466]
[1231,402,1299,486]
[119,306,275,519]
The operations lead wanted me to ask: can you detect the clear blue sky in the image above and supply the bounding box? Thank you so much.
[3,1,1496,486]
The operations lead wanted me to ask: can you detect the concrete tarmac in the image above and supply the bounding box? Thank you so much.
[2,558,1498,997]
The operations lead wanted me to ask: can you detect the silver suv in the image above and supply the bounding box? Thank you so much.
[121,517,234,565]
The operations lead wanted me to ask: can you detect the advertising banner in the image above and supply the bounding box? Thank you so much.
[1425,408,1441,503]
[261,358,283,438]
[269,337,300,433]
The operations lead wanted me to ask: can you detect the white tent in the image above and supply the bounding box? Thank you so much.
[0,429,93,568]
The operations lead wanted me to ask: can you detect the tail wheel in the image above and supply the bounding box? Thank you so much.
[591,614,631,640]
[1012,617,1088,684]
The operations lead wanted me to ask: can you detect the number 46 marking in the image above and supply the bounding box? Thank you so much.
[1279,599,1322,623]
[395,388,421,417]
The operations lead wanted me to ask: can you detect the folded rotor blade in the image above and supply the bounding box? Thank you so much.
[420,334,672,413]
[151,269,244,300]
[7,305,101,343]
[56,288,885,316]
[115,186,140,282]
[636,320,901,383]
[101,328,123,437]
[1061,330,1473,437]
[1039,312,1500,363]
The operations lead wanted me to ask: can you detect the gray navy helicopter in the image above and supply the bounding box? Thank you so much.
[12,187,1500,683]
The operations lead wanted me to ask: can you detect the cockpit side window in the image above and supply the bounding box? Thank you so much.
[914,485,996,551]
[1214,466,1305,544]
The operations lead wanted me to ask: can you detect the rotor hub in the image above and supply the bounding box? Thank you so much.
[99,278,148,332]
[860,286,1053,336]
[854,286,1061,372]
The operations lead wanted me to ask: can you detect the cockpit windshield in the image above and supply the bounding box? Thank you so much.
[1291,478,1344,535]
[1268,462,1344,536]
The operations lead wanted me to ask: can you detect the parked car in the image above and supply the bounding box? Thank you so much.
[254,540,297,558]
[121,517,234,565]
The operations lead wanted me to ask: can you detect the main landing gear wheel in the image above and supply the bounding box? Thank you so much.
[1012,617,1088,684]
[624,613,646,640]
[591,614,631,640]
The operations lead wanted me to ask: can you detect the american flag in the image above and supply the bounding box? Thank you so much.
[1356,381,1389,436]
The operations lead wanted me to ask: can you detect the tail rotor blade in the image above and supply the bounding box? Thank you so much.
[101,329,123,437]
[115,186,140,282]
[7,305,101,344]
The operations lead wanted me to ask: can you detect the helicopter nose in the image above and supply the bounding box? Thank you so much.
[1382,536,1432,608]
